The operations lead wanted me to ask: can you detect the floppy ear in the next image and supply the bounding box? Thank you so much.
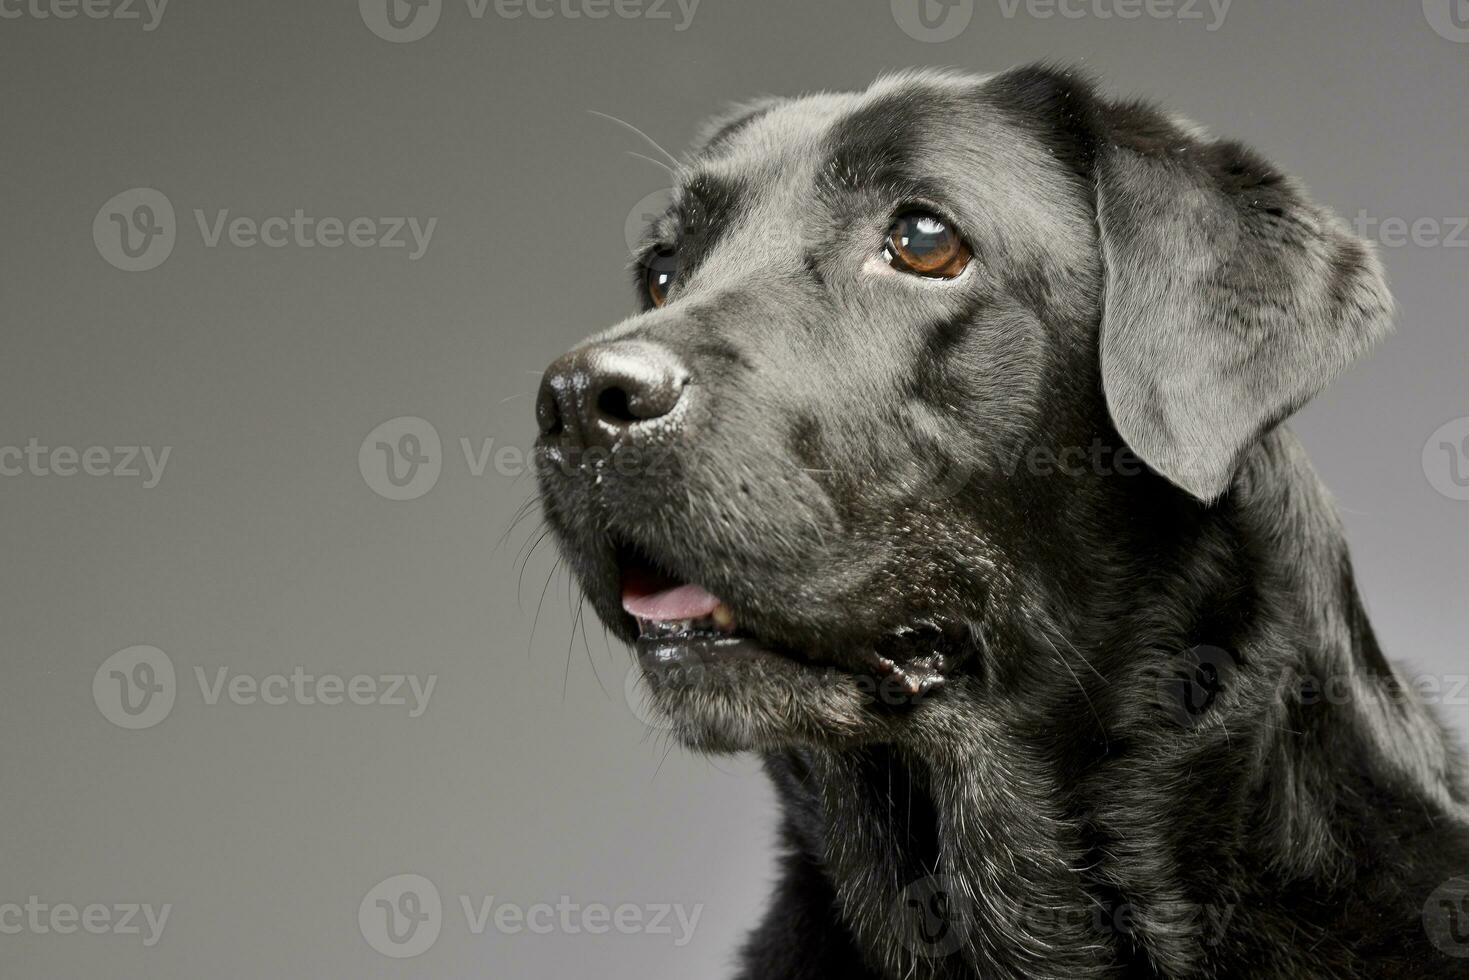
[1094,105,1394,501]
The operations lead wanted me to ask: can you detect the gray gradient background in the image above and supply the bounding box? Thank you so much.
[1,1,1466,977]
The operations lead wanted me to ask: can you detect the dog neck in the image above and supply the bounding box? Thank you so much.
[763,428,1464,978]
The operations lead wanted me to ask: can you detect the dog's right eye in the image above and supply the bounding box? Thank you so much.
[884,211,971,279]
[644,248,679,307]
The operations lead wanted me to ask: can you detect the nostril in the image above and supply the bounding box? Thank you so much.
[535,378,565,438]
[596,385,638,425]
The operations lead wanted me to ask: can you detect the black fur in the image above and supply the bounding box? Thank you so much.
[536,65,1469,978]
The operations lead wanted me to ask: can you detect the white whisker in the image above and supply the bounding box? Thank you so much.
[587,109,682,170]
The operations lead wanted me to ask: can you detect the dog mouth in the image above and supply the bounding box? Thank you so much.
[616,544,954,698]
[622,560,739,641]
[619,549,785,667]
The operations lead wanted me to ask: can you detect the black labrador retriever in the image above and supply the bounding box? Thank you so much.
[533,65,1469,978]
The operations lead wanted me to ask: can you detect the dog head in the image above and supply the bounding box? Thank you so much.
[534,66,1392,753]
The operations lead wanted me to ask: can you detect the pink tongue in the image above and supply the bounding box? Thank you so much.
[622,581,722,621]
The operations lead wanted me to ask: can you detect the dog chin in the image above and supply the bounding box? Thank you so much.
[645,670,879,753]
[636,639,944,753]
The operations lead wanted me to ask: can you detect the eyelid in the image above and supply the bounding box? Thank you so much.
[889,199,965,233]
[638,242,675,265]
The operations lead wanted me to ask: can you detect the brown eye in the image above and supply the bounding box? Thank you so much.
[644,248,679,307]
[884,211,971,279]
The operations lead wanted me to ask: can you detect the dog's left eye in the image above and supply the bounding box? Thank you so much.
[884,211,971,279]
[644,248,679,307]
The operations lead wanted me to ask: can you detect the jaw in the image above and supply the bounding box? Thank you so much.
[538,457,988,752]
[640,653,898,753]
[626,588,972,753]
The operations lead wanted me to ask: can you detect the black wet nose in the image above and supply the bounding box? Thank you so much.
[536,340,689,450]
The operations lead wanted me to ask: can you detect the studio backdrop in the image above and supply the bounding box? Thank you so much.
[1,1,1465,977]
